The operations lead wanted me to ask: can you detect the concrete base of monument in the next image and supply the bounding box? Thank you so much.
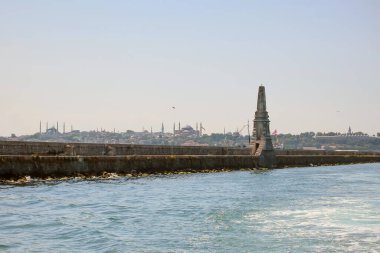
[258,150,276,168]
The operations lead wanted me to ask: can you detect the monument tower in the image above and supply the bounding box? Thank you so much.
[251,85,275,168]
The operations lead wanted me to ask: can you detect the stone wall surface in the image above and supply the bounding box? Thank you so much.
[1,141,380,180]
[0,141,251,156]
[274,150,379,156]
[276,155,380,167]
[0,155,259,179]
[2,141,378,157]
[1,153,379,179]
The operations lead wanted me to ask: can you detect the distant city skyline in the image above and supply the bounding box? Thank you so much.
[1,1,379,136]
[32,120,373,135]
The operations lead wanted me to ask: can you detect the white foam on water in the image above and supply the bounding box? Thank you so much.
[243,200,380,252]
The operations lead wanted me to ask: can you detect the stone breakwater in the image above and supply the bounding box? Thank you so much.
[0,155,260,179]
[2,141,378,157]
[0,141,380,180]
[0,154,380,180]
[276,155,380,167]
[0,141,250,156]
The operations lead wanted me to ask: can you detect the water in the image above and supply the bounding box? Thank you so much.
[1,164,379,252]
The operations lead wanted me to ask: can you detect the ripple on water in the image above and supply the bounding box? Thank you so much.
[0,164,379,252]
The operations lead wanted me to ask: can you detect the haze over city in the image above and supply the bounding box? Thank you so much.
[1,0,379,136]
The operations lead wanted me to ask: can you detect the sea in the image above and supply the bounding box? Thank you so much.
[1,163,379,253]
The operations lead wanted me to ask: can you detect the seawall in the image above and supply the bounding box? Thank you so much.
[1,141,380,180]
[276,155,380,168]
[0,141,250,156]
[0,155,259,179]
[1,154,380,179]
[3,140,379,157]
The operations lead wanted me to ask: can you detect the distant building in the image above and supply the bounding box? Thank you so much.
[174,125,200,137]
[303,146,324,151]
[181,140,208,146]
[46,127,59,135]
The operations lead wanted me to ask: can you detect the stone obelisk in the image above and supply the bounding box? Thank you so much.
[251,85,275,168]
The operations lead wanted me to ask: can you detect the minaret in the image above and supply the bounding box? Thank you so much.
[247,119,250,143]
[251,85,275,167]
[161,122,164,133]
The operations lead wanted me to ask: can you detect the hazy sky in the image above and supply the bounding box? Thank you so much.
[1,0,379,136]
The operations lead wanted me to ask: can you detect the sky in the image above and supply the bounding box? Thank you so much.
[1,0,379,136]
